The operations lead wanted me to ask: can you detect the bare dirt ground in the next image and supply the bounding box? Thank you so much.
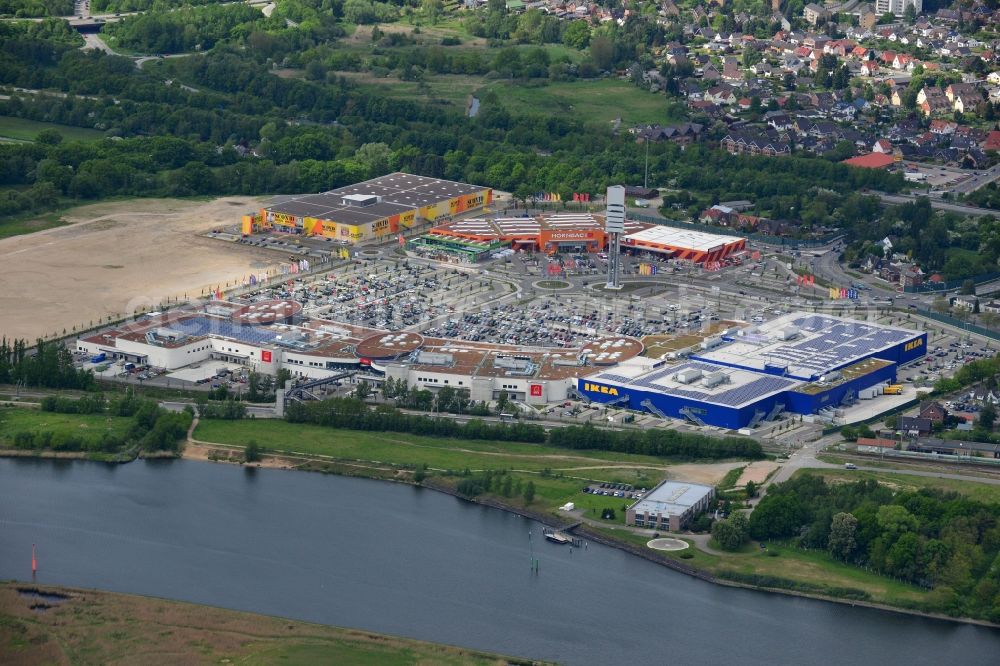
[668,461,746,486]
[0,197,281,341]
[736,461,779,486]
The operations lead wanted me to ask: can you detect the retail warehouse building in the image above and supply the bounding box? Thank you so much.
[244,173,493,243]
[578,313,926,430]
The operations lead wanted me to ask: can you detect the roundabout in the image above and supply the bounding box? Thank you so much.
[533,279,572,290]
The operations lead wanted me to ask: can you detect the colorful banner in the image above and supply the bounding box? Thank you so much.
[638,263,658,276]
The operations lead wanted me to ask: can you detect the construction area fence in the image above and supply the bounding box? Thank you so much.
[903,271,1000,293]
[914,309,1000,343]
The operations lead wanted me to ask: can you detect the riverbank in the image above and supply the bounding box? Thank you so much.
[181,439,1000,629]
[0,582,547,665]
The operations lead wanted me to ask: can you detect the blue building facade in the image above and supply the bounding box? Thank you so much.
[577,330,925,430]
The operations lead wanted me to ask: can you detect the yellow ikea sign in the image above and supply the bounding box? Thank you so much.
[904,338,923,352]
[583,382,619,396]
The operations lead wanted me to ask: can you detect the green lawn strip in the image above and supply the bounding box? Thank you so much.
[193,418,673,475]
[588,525,928,606]
[794,467,1000,505]
[0,116,106,142]
[0,407,133,447]
[0,211,69,239]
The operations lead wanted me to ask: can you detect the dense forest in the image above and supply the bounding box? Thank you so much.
[749,474,1000,622]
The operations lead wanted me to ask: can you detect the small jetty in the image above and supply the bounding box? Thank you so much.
[543,529,571,545]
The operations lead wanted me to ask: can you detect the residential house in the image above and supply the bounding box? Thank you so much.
[873,138,893,153]
[803,3,829,26]
[898,416,934,436]
[720,131,792,156]
[705,85,738,105]
[929,119,958,134]
[860,60,879,77]
[856,437,897,453]
[722,57,742,82]
[919,401,948,424]
[859,9,877,31]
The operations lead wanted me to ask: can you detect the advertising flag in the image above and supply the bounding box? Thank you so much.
[829,287,838,299]
[398,233,406,246]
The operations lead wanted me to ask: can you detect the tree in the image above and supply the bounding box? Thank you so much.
[245,440,262,462]
[745,480,757,498]
[712,512,749,551]
[522,480,536,503]
[979,403,996,431]
[35,128,63,145]
[413,463,428,484]
[354,381,373,402]
[828,512,858,560]
[562,20,590,49]
[354,142,392,177]
[422,0,443,24]
[588,35,613,71]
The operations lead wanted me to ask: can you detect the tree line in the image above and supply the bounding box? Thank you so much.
[547,424,764,461]
[749,474,1000,622]
[0,338,94,390]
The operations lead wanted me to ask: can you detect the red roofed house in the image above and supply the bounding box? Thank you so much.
[843,152,895,169]
[861,61,879,76]
[929,119,958,135]
[984,131,1000,152]
[857,437,897,453]
[873,139,892,153]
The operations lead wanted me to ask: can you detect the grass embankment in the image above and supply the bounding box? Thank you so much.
[795,467,1000,505]
[0,116,106,143]
[0,583,540,666]
[194,418,669,525]
[0,407,133,449]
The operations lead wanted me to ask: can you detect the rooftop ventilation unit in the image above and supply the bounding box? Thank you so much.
[412,350,453,366]
[675,368,703,384]
[342,194,381,207]
[701,371,728,388]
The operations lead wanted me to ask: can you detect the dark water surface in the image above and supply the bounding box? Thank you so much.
[1,458,998,664]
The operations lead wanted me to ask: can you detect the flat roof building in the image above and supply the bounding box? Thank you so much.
[622,226,747,264]
[626,481,715,531]
[247,173,493,244]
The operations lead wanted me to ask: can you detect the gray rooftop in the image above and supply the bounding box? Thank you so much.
[630,481,714,517]
[265,173,487,225]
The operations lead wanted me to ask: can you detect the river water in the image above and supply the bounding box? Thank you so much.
[1,458,998,664]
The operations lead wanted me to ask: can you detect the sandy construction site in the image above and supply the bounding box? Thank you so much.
[0,197,282,342]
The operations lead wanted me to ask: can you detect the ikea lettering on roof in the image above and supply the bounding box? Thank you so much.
[904,338,923,352]
[584,382,619,396]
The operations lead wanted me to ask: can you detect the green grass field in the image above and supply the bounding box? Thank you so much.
[794,467,1000,505]
[0,211,69,239]
[346,74,678,125]
[490,78,680,125]
[0,407,133,447]
[194,418,673,478]
[0,116,106,143]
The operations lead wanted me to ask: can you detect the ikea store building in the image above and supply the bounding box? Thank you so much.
[578,313,926,430]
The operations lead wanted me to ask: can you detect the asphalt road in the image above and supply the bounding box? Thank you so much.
[875,191,1000,217]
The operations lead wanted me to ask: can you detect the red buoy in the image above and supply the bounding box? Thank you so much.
[32,544,37,575]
